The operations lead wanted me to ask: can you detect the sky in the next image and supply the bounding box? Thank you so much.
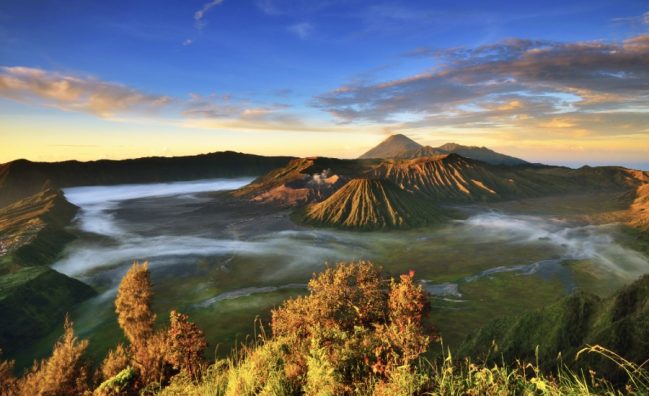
[1,0,648,169]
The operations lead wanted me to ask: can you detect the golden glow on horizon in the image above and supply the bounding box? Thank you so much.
[2,114,648,169]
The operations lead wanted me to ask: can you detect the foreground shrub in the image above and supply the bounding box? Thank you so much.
[94,366,136,396]
[115,261,155,347]
[16,316,90,395]
[271,261,433,392]
[99,343,130,382]
[224,338,294,396]
[167,310,207,381]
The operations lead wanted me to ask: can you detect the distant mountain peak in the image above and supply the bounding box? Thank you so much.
[358,134,422,159]
[359,135,528,166]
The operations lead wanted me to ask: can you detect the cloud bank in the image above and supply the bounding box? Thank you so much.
[315,34,649,139]
[0,66,172,117]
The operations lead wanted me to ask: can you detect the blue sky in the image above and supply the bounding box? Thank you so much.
[1,0,648,168]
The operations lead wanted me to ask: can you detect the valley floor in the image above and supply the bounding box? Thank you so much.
[12,180,649,371]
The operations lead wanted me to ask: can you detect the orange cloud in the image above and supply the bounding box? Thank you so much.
[0,66,172,117]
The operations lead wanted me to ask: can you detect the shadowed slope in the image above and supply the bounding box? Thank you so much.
[437,142,528,166]
[0,266,95,359]
[394,143,528,166]
[300,178,445,230]
[0,187,96,361]
[459,274,649,383]
[394,145,447,159]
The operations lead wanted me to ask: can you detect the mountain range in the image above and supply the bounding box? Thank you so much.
[358,134,528,166]
[234,135,648,230]
[0,151,293,208]
[1,138,648,376]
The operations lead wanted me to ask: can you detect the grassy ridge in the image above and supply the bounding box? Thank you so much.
[0,266,95,357]
[458,274,649,383]
[0,188,97,361]
[0,188,78,272]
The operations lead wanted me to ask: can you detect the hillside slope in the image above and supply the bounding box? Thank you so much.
[394,143,528,166]
[458,274,649,381]
[394,145,447,159]
[628,176,649,231]
[438,143,528,165]
[299,178,446,230]
[370,154,639,203]
[0,266,95,358]
[0,188,78,271]
[0,187,97,361]
[0,151,293,208]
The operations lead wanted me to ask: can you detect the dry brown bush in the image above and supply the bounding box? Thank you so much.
[16,316,90,395]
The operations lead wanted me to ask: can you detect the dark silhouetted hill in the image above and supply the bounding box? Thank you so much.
[0,151,293,208]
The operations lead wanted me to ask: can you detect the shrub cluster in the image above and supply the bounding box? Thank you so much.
[1,261,647,395]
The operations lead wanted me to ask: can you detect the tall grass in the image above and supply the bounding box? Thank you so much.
[159,336,649,395]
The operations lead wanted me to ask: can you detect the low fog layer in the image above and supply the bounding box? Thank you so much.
[54,180,649,304]
[422,212,649,298]
[64,178,254,237]
[460,212,648,280]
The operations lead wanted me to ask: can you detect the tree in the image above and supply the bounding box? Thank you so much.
[166,310,207,381]
[17,316,90,395]
[115,261,156,347]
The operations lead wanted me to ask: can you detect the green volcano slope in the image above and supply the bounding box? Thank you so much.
[0,266,95,358]
[0,187,78,271]
[299,178,446,230]
[0,187,96,360]
[458,274,649,382]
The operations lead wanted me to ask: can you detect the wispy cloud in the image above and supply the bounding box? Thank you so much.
[181,93,313,132]
[288,22,313,39]
[314,34,649,139]
[0,66,172,117]
[183,0,225,45]
[612,10,649,26]
[255,0,337,16]
[194,0,225,29]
